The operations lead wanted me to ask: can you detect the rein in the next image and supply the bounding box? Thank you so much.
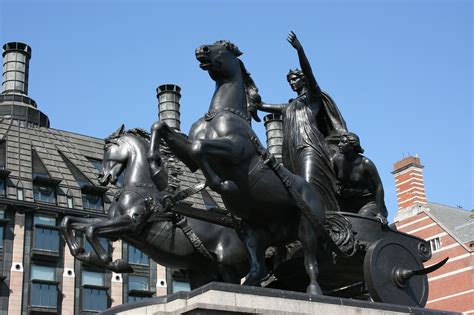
[205,107,250,123]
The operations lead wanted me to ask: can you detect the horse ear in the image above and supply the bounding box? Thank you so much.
[117,124,125,135]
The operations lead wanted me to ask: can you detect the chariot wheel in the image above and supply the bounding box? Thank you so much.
[363,238,430,307]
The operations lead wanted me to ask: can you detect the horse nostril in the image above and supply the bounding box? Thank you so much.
[202,46,209,53]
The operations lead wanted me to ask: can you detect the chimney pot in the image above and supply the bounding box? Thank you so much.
[263,113,283,162]
[2,42,32,96]
[157,84,181,131]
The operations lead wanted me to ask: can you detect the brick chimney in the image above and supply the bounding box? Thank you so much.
[392,155,427,210]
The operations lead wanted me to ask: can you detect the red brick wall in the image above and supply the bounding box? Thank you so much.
[395,212,473,313]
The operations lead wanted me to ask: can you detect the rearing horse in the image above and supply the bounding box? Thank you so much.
[60,126,248,288]
[150,40,326,294]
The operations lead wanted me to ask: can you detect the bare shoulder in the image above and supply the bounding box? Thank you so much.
[361,156,376,169]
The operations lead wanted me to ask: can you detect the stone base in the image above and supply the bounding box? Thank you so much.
[101,282,456,315]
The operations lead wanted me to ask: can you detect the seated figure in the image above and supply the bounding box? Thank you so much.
[333,132,388,223]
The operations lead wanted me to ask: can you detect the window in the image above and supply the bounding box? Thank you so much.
[0,210,4,249]
[429,237,441,252]
[33,214,59,252]
[0,179,5,197]
[170,269,190,294]
[171,280,191,293]
[30,264,58,309]
[88,158,103,173]
[83,193,103,211]
[84,237,109,255]
[17,187,24,200]
[34,184,56,203]
[67,196,74,208]
[82,270,104,286]
[127,275,152,302]
[128,244,149,265]
[82,271,108,312]
[0,141,6,170]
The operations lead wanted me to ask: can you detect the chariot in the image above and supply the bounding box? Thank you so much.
[170,203,447,307]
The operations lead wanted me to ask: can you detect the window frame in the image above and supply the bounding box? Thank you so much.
[30,264,59,310]
[127,244,149,266]
[0,178,5,197]
[31,214,60,259]
[429,237,442,252]
[33,183,57,204]
[82,192,104,211]
[127,275,154,302]
[0,210,7,250]
[81,270,109,312]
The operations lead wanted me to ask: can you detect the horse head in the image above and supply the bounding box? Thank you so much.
[195,40,243,81]
[98,124,129,186]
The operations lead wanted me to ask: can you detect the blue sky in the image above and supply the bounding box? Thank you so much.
[1,0,472,221]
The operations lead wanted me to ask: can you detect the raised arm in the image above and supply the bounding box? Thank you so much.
[287,31,321,97]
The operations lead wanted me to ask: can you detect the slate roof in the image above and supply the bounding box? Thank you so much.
[427,202,474,244]
[0,117,224,214]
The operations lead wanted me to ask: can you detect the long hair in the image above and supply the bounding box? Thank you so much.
[238,59,261,114]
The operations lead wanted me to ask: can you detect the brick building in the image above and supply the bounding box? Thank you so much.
[392,156,474,314]
[0,42,225,314]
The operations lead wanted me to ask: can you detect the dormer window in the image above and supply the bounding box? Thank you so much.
[59,152,108,211]
[33,185,56,204]
[81,185,107,211]
[32,150,60,204]
[0,141,10,197]
[0,140,6,170]
[0,177,5,198]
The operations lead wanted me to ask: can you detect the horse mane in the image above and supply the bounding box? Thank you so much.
[237,59,261,115]
[126,128,151,141]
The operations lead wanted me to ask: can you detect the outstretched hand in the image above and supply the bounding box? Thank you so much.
[287,31,302,50]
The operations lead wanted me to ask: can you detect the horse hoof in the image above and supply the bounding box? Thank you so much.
[71,246,85,256]
[110,259,134,273]
[243,270,268,286]
[76,252,88,261]
[307,283,323,295]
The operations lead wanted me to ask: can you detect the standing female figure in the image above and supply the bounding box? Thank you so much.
[257,32,345,212]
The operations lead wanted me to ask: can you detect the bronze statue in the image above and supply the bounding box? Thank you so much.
[149,40,330,295]
[332,132,388,223]
[60,125,248,288]
[255,32,346,212]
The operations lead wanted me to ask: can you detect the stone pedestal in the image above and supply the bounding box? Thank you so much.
[101,282,456,315]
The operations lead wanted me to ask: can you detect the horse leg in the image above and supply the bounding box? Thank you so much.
[186,268,217,290]
[218,264,241,284]
[60,216,102,256]
[150,121,199,172]
[298,215,323,295]
[240,223,269,286]
[189,138,240,194]
[84,215,134,265]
